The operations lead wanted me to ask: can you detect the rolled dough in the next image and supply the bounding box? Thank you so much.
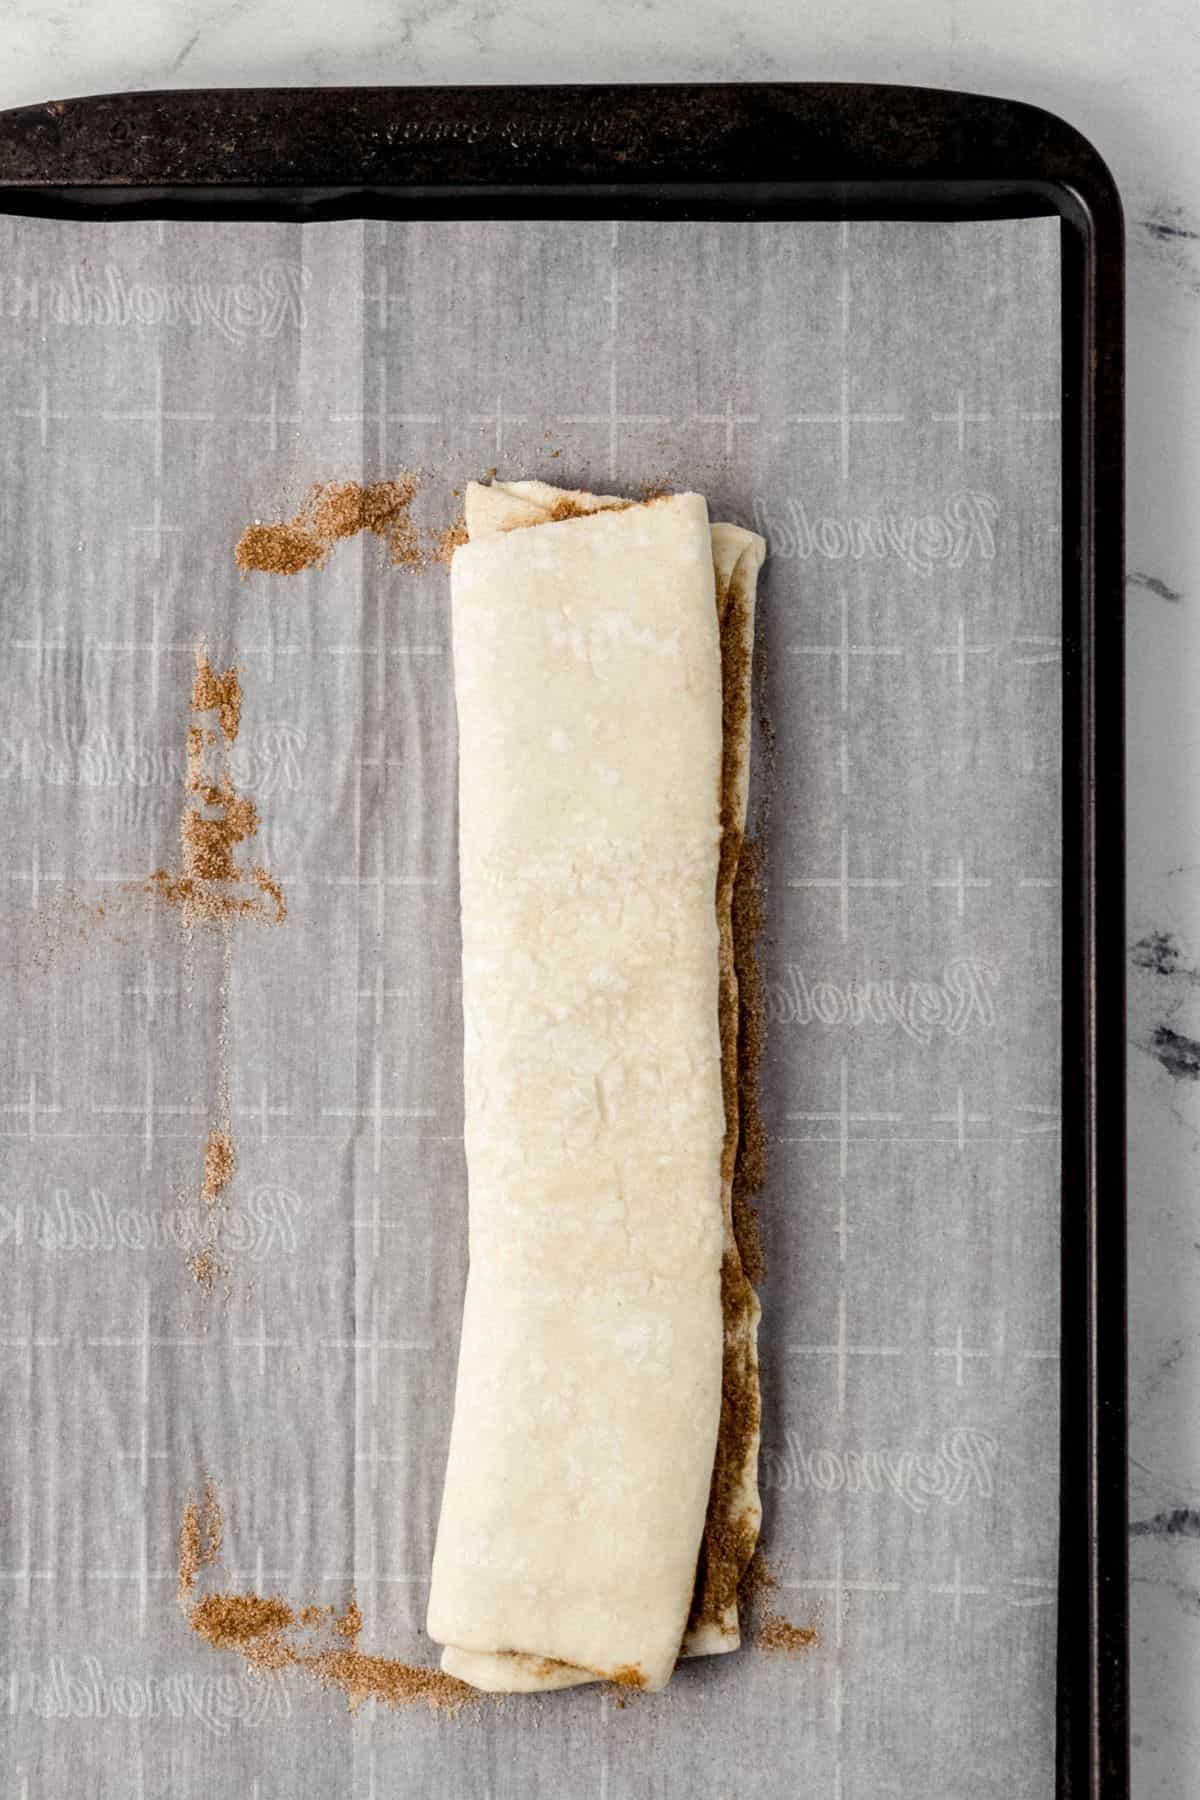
[427,480,765,1694]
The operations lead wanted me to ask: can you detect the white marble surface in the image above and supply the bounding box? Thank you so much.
[2,4,1197,1793]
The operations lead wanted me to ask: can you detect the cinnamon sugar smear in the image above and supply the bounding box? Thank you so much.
[688,565,767,1645]
[146,651,286,927]
[235,477,426,575]
[740,1552,819,1656]
[142,652,286,1295]
[178,1484,476,1715]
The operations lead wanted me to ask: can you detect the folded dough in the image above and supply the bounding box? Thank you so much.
[427,480,765,1694]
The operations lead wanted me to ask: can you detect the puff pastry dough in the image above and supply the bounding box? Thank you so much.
[427,480,764,1693]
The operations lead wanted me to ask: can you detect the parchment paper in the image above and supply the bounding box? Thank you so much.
[0,213,1061,1799]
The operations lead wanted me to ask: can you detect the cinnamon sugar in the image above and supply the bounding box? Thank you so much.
[730,837,767,1287]
[688,560,766,1643]
[147,650,286,930]
[306,1648,474,1714]
[148,866,287,926]
[177,1481,223,1604]
[147,655,286,1297]
[191,656,242,743]
[187,1247,219,1292]
[433,515,468,565]
[190,1593,298,1672]
[756,1613,819,1655]
[732,1550,819,1656]
[235,522,327,576]
[179,1486,475,1715]
[235,477,426,575]
[201,1127,235,1205]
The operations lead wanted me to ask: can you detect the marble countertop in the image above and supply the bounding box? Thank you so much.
[3,5,1196,1793]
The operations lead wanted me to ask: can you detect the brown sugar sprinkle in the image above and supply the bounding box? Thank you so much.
[687,1247,762,1640]
[235,476,426,575]
[147,649,286,930]
[201,1128,235,1205]
[335,1597,363,1641]
[179,1486,476,1715]
[177,1481,223,1604]
[688,561,766,1644]
[496,493,635,534]
[730,836,768,1287]
[235,522,327,576]
[181,793,260,882]
[433,515,468,565]
[735,1550,818,1656]
[306,1649,474,1714]
[756,1613,818,1655]
[738,1547,776,1609]
[148,866,287,926]
[192,653,242,744]
[187,1247,219,1292]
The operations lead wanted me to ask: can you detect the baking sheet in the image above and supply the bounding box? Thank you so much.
[0,212,1062,1798]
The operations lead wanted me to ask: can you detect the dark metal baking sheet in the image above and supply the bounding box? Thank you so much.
[0,82,1126,1799]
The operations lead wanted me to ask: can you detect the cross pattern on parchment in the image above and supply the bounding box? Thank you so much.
[932,1325,993,1386]
[691,394,760,456]
[87,1281,206,1490]
[233,1079,292,1144]
[92,1042,208,1172]
[784,1054,904,1180]
[86,1282,207,1636]
[787,827,905,945]
[791,366,906,481]
[321,1046,437,1178]
[927,1555,991,1623]
[231,1307,290,1378]
[320,1281,432,1417]
[225,605,305,684]
[100,352,215,482]
[1,1072,64,1140]
[0,1478,57,1611]
[787,1290,904,1414]
[0,1317,62,1613]
[560,360,671,487]
[787,587,903,713]
[243,382,301,454]
[354,1185,418,1262]
[929,858,992,918]
[123,955,179,1021]
[929,389,994,452]
[931,615,996,684]
[470,392,529,461]
[89,587,198,708]
[331,351,440,467]
[127,494,185,561]
[930,1084,992,1151]
[780,1527,902,1649]
[12,377,72,448]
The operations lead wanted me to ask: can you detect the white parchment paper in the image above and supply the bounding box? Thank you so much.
[0,213,1061,1799]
